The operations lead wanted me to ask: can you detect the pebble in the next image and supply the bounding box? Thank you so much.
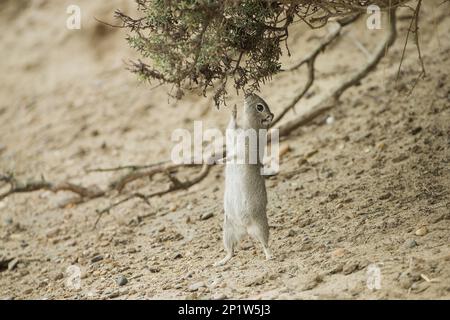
[200,212,214,221]
[326,116,335,125]
[108,291,121,298]
[410,127,422,135]
[378,192,392,200]
[404,239,417,249]
[8,258,19,271]
[398,272,414,289]
[45,227,61,238]
[23,288,33,295]
[392,154,409,163]
[53,272,64,281]
[172,253,183,260]
[188,282,205,292]
[300,274,323,291]
[328,263,344,274]
[3,217,13,225]
[91,255,104,263]
[343,261,359,275]
[116,275,128,286]
[377,142,387,150]
[331,248,347,258]
[212,293,227,300]
[287,230,296,237]
[415,226,428,236]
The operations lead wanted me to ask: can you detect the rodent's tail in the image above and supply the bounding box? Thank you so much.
[231,104,237,121]
[227,104,237,130]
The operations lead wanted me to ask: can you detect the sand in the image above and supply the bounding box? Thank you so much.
[0,0,449,299]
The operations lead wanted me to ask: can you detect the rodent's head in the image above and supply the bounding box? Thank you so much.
[243,94,274,129]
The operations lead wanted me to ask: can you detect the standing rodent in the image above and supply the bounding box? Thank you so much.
[215,93,274,266]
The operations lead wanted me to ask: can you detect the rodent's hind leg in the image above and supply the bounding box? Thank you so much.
[214,217,237,266]
[247,223,273,261]
[214,250,233,267]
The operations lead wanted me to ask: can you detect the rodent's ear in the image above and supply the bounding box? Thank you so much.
[244,92,258,103]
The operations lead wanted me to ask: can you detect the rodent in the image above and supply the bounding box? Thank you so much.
[215,93,274,266]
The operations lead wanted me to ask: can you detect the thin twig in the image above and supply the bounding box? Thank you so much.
[94,164,210,228]
[271,14,360,126]
[277,8,397,137]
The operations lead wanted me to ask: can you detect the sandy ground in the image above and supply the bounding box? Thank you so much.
[0,0,449,300]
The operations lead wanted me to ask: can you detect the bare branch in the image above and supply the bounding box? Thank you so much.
[277,8,397,137]
[271,14,360,126]
[0,174,104,202]
[396,0,425,80]
[94,164,210,228]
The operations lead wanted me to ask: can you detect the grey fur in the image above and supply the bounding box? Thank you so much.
[215,94,274,266]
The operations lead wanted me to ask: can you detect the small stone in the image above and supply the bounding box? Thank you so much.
[328,263,344,274]
[300,274,323,291]
[287,230,296,237]
[392,154,409,163]
[116,275,128,286]
[212,293,227,300]
[148,266,161,273]
[91,255,104,263]
[108,291,121,298]
[415,226,428,236]
[54,272,64,281]
[328,193,339,201]
[23,288,33,295]
[404,239,417,249]
[326,116,335,125]
[377,142,387,150]
[45,227,61,238]
[343,261,359,275]
[411,281,430,293]
[200,212,214,221]
[188,282,205,292]
[8,258,19,271]
[378,192,392,200]
[411,127,422,135]
[398,272,414,289]
[3,217,13,225]
[331,248,347,258]
[173,253,183,260]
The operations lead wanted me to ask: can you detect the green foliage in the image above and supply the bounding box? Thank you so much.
[116,0,408,106]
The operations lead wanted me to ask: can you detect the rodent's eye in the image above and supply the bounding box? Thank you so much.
[256,104,264,112]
